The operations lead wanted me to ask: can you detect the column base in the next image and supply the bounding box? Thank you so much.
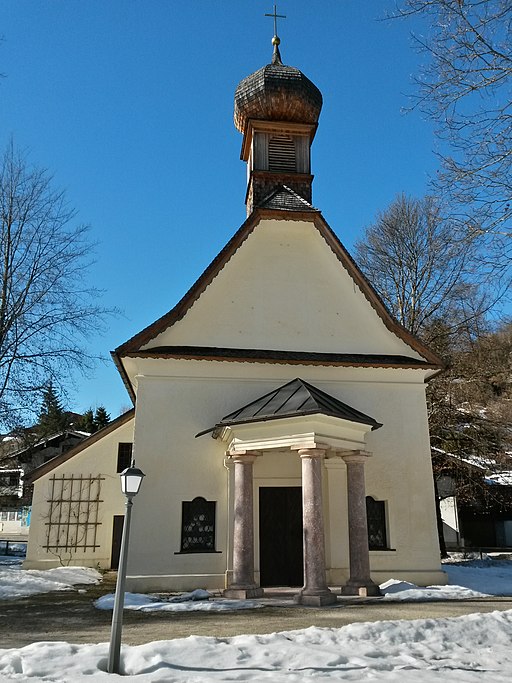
[294,590,338,606]
[341,581,381,597]
[223,586,264,599]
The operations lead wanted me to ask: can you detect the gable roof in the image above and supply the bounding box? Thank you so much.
[6,430,89,461]
[197,378,382,437]
[113,206,443,398]
[27,409,134,483]
[259,184,318,212]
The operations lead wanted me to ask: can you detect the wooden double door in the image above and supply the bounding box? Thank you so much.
[259,486,303,587]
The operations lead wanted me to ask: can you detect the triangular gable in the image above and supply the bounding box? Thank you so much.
[114,206,442,369]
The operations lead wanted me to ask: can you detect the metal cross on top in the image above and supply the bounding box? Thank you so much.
[265,3,286,38]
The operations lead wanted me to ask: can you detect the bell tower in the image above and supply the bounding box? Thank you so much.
[234,35,323,215]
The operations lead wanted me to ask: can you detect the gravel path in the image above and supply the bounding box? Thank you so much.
[1,574,512,649]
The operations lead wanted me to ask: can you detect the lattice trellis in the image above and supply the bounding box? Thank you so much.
[44,474,104,553]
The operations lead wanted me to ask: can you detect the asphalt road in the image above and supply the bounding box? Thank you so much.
[1,575,512,649]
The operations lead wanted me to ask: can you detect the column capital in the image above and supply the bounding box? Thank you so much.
[341,450,372,465]
[228,451,261,463]
[296,447,327,459]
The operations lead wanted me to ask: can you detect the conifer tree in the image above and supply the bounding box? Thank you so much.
[77,408,95,434]
[37,383,69,436]
[93,406,110,430]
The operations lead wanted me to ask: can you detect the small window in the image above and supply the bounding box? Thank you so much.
[117,443,133,473]
[0,511,7,521]
[366,496,388,550]
[180,497,216,553]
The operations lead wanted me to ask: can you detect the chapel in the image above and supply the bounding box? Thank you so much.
[25,31,446,600]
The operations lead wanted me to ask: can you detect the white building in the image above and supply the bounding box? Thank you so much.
[25,38,446,600]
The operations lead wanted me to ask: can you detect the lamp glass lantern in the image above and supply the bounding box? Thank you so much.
[120,465,145,497]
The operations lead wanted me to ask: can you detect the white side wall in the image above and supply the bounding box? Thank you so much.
[24,418,134,570]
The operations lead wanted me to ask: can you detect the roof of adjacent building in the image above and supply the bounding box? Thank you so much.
[27,409,135,483]
[198,378,382,435]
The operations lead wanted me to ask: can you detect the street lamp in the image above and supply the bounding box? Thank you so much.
[107,463,145,675]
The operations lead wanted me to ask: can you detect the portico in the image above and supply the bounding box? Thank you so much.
[208,378,382,601]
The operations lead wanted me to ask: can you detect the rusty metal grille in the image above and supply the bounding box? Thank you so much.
[366,496,387,550]
[180,497,216,552]
[44,474,104,553]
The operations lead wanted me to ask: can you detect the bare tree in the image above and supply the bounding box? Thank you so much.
[355,192,511,552]
[0,141,110,429]
[354,193,486,340]
[394,0,512,280]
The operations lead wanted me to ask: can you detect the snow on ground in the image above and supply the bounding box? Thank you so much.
[90,558,512,611]
[1,610,512,681]
[444,558,512,596]
[95,590,265,612]
[0,558,100,600]
[0,556,512,680]
[1,553,511,604]
[379,578,489,601]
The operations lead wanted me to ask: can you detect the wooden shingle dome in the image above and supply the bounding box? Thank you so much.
[234,43,322,133]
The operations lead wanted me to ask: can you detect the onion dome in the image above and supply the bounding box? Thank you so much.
[234,40,323,134]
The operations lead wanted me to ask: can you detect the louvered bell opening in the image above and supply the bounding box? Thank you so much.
[268,134,297,173]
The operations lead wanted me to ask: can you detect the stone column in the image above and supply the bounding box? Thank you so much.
[224,452,263,599]
[341,452,381,596]
[295,448,337,606]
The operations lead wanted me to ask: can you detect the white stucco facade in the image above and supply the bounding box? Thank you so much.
[124,361,445,592]
[141,219,424,359]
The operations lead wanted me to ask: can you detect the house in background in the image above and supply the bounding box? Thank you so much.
[435,448,512,549]
[24,37,447,600]
[0,468,27,545]
[0,429,89,542]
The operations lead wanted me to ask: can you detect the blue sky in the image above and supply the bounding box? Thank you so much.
[0,1,437,419]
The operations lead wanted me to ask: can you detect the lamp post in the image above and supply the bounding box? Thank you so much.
[107,463,145,675]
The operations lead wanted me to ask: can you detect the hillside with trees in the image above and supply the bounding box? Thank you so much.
[355,193,512,551]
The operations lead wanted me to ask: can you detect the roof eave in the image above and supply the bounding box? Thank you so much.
[111,351,136,404]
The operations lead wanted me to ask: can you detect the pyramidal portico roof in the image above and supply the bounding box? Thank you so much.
[225,378,379,427]
[199,379,382,436]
